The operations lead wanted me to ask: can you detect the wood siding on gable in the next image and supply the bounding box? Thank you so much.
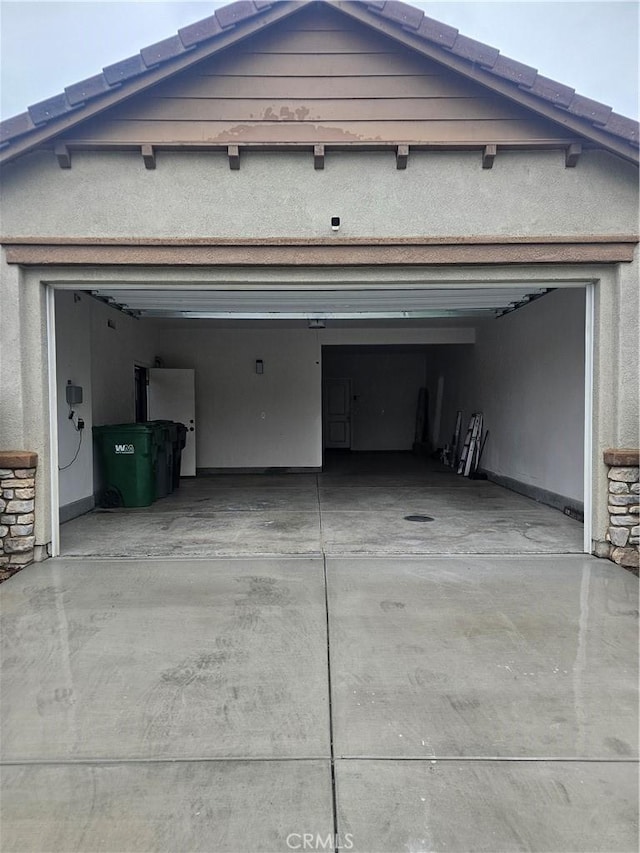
[61,5,579,147]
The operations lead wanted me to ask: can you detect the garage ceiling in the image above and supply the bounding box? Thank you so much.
[92,286,550,320]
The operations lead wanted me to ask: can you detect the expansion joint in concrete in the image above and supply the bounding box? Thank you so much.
[322,551,339,853]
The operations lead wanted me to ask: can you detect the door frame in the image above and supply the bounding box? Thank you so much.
[134,363,149,423]
[322,375,353,452]
[148,367,197,476]
[46,285,61,557]
[583,281,595,553]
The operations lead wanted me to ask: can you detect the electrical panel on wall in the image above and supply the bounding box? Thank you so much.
[65,383,83,406]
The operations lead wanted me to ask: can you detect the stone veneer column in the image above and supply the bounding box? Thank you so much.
[0,451,38,582]
[603,448,639,571]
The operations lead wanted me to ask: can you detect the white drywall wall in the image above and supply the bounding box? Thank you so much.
[55,293,158,512]
[154,325,471,467]
[56,289,585,492]
[55,292,93,509]
[54,308,477,490]
[320,327,475,346]
[323,349,427,450]
[156,328,322,468]
[435,288,585,502]
[90,300,157,426]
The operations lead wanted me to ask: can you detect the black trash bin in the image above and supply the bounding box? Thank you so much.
[149,421,174,499]
[162,421,179,491]
[173,423,188,489]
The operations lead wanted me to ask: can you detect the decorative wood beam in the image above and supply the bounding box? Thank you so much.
[141,144,156,170]
[4,237,636,267]
[314,144,325,170]
[5,235,636,246]
[482,144,497,169]
[396,144,409,170]
[54,143,71,169]
[565,142,582,168]
[227,145,240,170]
[46,138,590,154]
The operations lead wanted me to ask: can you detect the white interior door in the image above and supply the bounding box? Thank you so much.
[148,368,196,476]
[324,378,352,448]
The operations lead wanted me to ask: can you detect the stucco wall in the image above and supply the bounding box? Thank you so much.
[615,255,640,448]
[0,149,637,239]
[0,258,50,552]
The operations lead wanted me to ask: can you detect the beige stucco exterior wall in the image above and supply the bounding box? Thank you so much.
[0,147,638,554]
[0,148,637,239]
[615,254,640,448]
[0,253,51,555]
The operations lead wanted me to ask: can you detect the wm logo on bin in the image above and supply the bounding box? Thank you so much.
[114,444,135,454]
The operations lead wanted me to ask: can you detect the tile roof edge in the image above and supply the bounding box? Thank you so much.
[366,0,637,144]
[1,0,276,145]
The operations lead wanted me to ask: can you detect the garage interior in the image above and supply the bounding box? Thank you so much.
[54,279,586,557]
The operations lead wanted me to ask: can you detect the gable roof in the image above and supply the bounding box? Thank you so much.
[1,0,638,164]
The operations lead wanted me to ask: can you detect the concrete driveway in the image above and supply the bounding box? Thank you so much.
[1,553,637,852]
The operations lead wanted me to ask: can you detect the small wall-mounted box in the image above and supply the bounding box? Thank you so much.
[66,383,83,406]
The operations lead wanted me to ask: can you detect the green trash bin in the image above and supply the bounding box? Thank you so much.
[93,423,158,507]
[149,420,176,498]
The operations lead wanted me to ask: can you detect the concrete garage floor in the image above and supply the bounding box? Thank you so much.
[60,453,584,557]
[0,554,638,852]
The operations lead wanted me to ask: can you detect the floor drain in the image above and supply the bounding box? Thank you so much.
[404,514,434,523]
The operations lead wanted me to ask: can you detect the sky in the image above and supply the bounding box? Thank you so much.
[0,0,638,121]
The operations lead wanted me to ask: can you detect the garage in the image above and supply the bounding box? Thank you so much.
[1,0,637,566]
[1,2,638,849]
[51,272,588,557]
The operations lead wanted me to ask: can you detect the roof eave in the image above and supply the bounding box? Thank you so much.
[0,0,306,166]
[1,0,637,167]
[331,0,639,166]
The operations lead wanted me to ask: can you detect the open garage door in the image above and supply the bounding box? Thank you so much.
[91,284,550,320]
